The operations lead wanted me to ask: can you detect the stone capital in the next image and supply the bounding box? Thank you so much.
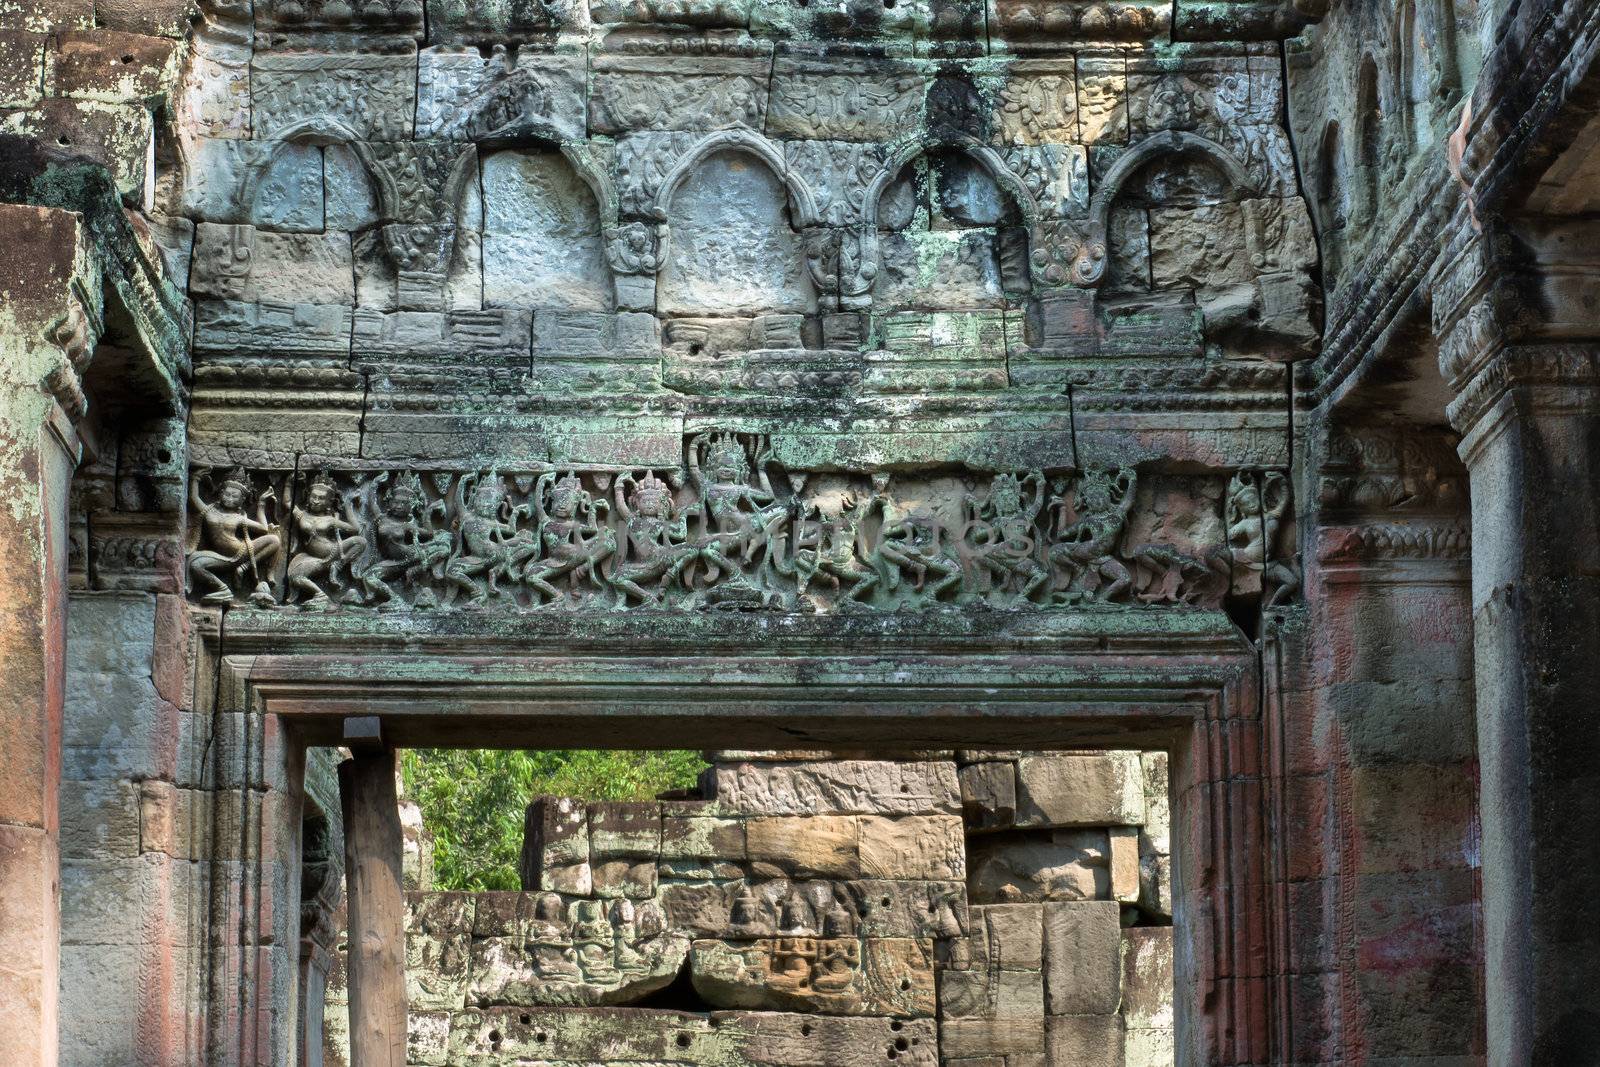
[1433,217,1600,440]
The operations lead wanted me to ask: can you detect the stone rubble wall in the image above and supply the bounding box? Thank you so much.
[324,750,1173,1066]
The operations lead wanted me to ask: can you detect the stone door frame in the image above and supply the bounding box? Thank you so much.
[197,609,1286,1066]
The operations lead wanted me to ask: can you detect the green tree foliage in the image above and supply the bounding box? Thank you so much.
[400,749,708,891]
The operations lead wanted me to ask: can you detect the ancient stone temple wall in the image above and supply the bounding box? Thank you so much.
[9,0,1599,1056]
[323,750,1176,1066]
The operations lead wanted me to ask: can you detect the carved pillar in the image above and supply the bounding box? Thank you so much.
[1437,219,1600,1063]
[338,746,407,1067]
[1294,417,1482,1061]
[0,203,98,1066]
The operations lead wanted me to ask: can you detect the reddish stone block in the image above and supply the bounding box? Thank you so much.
[48,30,177,102]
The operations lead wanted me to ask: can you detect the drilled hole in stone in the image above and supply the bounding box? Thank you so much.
[895,1037,910,1051]
[889,1020,903,1032]
[899,979,911,990]
[520,1013,531,1025]
[677,1034,693,1048]
[801,1023,813,1036]
[121,54,134,63]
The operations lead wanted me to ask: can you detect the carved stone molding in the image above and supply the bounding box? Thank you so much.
[1448,343,1600,443]
[1317,521,1471,565]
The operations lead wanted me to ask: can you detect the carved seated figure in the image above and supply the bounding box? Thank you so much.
[813,937,859,993]
[525,893,581,982]
[770,937,819,993]
[609,899,649,977]
[570,900,618,984]
[189,467,281,607]
[285,471,366,609]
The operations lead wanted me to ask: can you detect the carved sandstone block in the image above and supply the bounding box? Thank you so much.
[589,53,769,134]
[1045,1014,1125,1067]
[713,760,960,816]
[971,903,1044,971]
[1147,203,1250,295]
[858,815,965,880]
[939,968,1045,1019]
[468,895,689,1007]
[1043,901,1122,1015]
[744,816,859,879]
[191,224,353,307]
[994,62,1078,146]
[690,937,936,1016]
[768,55,926,141]
[659,878,967,940]
[1015,753,1145,828]
[1076,55,1128,144]
[519,796,589,893]
[251,46,417,141]
[968,829,1109,904]
[941,1016,1046,1059]
[191,300,353,360]
[589,801,662,859]
[960,761,1018,831]
[405,892,474,1012]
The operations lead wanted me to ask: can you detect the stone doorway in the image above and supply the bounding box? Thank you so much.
[200,609,1278,1067]
[314,746,1177,1066]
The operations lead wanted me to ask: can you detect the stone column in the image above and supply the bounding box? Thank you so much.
[338,747,407,1067]
[0,203,97,1066]
[1437,219,1600,1064]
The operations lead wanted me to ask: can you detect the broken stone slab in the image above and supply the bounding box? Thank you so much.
[445,1007,939,1066]
[519,796,591,895]
[690,937,936,1017]
[405,892,474,1012]
[467,893,687,1008]
[960,761,1018,831]
[968,830,1110,904]
[1015,754,1145,828]
[658,878,968,940]
[1043,901,1122,1016]
[711,760,960,816]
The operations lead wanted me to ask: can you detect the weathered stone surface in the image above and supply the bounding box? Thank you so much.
[714,760,960,816]
[191,224,354,306]
[858,814,965,880]
[520,796,590,895]
[1044,902,1122,1015]
[1046,1014,1124,1067]
[659,878,968,940]
[481,149,611,311]
[690,936,936,1016]
[960,761,1017,831]
[1120,926,1173,1031]
[745,816,859,879]
[446,1007,939,1065]
[1015,755,1144,828]
[968,830,1109,903]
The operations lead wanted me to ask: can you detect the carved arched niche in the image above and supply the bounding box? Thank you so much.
[657,148,815,317]
[481,148,613,311]
[870,147,1032,311]
[1095,132,1318,357]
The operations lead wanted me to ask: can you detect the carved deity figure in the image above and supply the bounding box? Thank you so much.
[770,937,819,992]
[792,495,877,605]
[1226,470,1290,584]
[864,476,963,607]
[609,899,649,977]
[813,938,859,993]
[362,471,452,608]
[285,471,366,608]
[729,884,765,935]
[189,467,281,607]
[1047,468,1137,603]
[525,893,581,982]
[570,900,620,984]
[525,472,616,607]
[445,473,538,606]
[610,471,692,608]
[965,471,1048,607]
[684,433,789,605]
